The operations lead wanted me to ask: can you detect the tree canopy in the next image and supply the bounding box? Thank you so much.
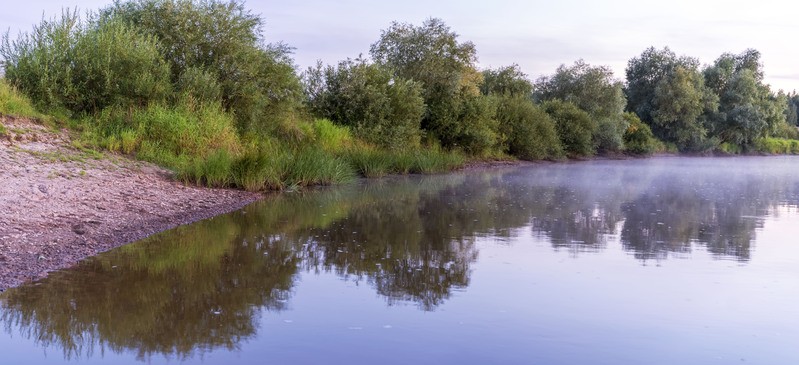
[370,18,498,153]
[536,60,628,152]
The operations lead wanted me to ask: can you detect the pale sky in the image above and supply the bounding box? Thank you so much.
[3,0,798,91]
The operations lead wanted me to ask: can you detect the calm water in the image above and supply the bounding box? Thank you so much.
[2,156,799,364]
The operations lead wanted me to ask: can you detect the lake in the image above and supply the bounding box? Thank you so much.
[2,156,799,364]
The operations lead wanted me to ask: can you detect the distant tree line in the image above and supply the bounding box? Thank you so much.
[306,18,798,157]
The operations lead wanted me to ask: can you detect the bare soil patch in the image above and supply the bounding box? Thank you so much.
[0,117,261,290]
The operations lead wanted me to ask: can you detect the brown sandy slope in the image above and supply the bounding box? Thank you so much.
[0,117,261,290]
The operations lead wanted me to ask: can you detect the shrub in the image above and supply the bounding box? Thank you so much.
[542,100,596,157]
[495,96,563,160]
[622,112,659,155]
[305,59,424,150]
[175,67,222,104]
[101,0,304,133]
[2,11,170,115]
[755,138,799,155]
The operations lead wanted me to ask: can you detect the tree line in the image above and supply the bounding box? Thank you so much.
[307,18,799,157]
[1,0,798,191]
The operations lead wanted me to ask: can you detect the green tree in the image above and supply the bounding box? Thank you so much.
[625,47,718,151]
[1,10,171,114]
[785,91,799,126]
[650,65,716,149]
[703,50,788,149]
[535,60,627,153]
[542,99,596,157]
[304,58,425,150]
[481,64,534,98]
[495,96,563,160]
[622,112,659,155]
[101,0,304,132]
[370,18,499,153]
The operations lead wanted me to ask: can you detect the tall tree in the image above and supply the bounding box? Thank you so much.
[370,18,498,154]
[785,92,799,126]
[625,47,717,151]
[703,49,787,149]
[304,58,425,150]
[536,60,627,153]
[101,0,304,133]
[481,64,534,98]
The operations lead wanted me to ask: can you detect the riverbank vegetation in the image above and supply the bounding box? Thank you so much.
[2,0,798,191]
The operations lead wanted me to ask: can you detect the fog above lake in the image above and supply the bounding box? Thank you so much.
[2,156,799,364]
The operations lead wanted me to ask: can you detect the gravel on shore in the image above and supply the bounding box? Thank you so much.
[0,117,261,290]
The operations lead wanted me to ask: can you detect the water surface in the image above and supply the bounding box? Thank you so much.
[2,156,799,364]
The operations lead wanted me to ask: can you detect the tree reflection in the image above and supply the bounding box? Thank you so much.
[3,159,799,361]
[620,175,776,262]
[1,212,299,360]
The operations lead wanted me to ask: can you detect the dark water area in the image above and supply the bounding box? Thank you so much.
[2,156,799,364]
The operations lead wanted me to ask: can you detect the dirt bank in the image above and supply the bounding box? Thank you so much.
[0,117,261,290]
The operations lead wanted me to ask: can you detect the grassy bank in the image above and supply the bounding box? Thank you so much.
[3,0,796,192]
[1,78,464,191]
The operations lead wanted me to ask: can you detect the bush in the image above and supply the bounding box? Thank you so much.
[305,59,424,150]
[755,138,799,155]
[101,0,304,133]
[175,67,222,104]
[542,100,596,157]
[2,11,171,115]
[495,96,563,160]
[622,112,660,155]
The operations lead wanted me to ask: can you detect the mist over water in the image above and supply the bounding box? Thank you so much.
[2,156,799,364]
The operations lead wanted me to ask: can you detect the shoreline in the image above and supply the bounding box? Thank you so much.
[0,118,786,291]
[0,118,262,290]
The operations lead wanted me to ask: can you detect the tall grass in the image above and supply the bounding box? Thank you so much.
[0,79,43,119]
[755,138,799,155]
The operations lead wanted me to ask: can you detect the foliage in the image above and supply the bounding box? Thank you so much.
[536,60,628,152]
[542,99,596,157]
[310,118,356,152]
[785,91,799,126]
[1,10,171,115]
[78,98,241,171]
[100,0,304,132]
[650,65,716,151]
[495,95,562,160]
[370,18,500,153]
[625,47,718,151]
[0,78,42,119]
[755,138,799,154]
[481,64,533,97]
[703,50,787,151]
[622,112,659,155]
[304,58,424,150]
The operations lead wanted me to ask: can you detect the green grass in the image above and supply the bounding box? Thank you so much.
[283,147,356,187]
[345,148,394,178]
[0,79,42,119]
[755,138,799,155]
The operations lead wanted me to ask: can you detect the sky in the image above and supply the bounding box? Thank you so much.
[2,0,798,91]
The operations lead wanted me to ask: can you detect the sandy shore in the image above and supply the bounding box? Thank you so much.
[0,117,261,290]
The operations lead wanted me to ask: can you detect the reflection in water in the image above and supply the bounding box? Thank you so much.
[3,157,799,361]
